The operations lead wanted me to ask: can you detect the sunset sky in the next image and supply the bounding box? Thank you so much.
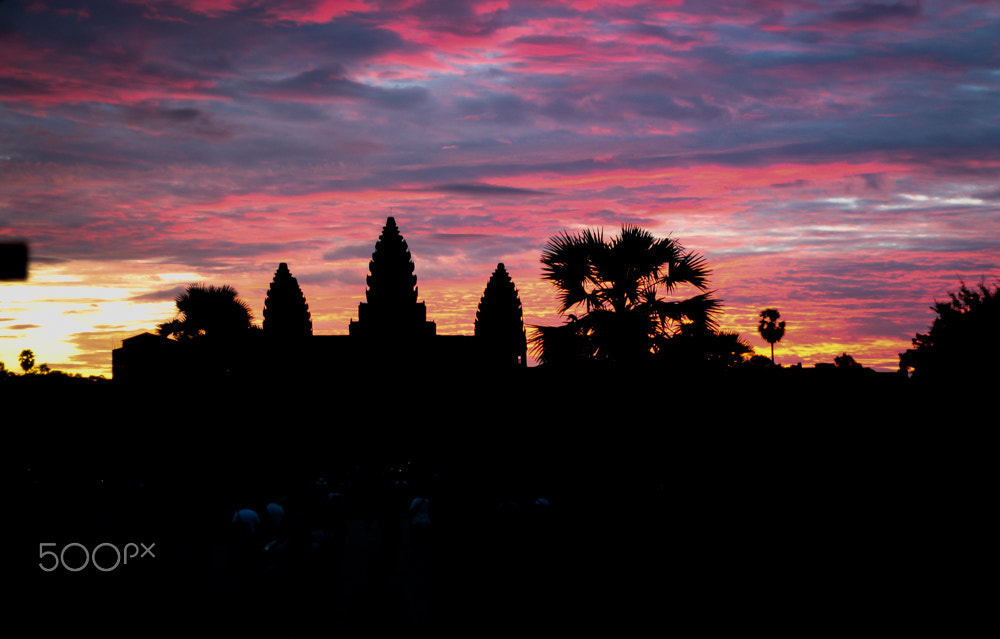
[1,0,998,376]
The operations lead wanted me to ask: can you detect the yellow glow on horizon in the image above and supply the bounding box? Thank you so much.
[0,260,199,376]
[0,294,176,376]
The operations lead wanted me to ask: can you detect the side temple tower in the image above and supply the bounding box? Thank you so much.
[263,262,313,339]
[475,263,528,367]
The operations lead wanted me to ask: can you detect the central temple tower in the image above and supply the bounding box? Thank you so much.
[349,217,436,339]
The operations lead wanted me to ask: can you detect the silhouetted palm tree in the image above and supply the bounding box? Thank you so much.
[757,308,785,364]
[654,325,754,371]
[158,284,255,341]
[692,329,755,369]
[531,226,720,366]
[19,348,35,373]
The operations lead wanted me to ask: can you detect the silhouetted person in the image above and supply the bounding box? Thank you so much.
[232,507,261,537]
[262,499,285,542]
[226,506,266,603]
[408,495,432,560]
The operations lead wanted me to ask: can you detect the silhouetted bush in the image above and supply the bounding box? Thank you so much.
[899,279,999,383]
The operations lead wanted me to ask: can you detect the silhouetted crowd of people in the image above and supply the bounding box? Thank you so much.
[213,461,577,636]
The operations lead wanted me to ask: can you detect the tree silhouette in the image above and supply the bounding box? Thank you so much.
[834,353,862,369]
[899,279,999,382]
[531,225,720,367]
[263,263,312,339]
[694,329,755,369]
[758,308,786,365]
[158,284,255,341]
[475,263,528,367]
[19,349,34,373]
[655,325,754,371]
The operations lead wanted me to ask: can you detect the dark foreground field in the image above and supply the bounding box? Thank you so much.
[9,367,989,636]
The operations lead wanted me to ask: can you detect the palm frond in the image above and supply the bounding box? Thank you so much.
[661,250,712,293]
[157,319,185,340]
[651,292,722,334]
[542,230,600,313]
[538,224,721,367]
[529,321,591,365]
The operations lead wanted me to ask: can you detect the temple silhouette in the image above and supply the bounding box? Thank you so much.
[112,217,528,381]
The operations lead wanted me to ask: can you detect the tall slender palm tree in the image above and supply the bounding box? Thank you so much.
[757,308,786,364]
[531,225,720,366]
